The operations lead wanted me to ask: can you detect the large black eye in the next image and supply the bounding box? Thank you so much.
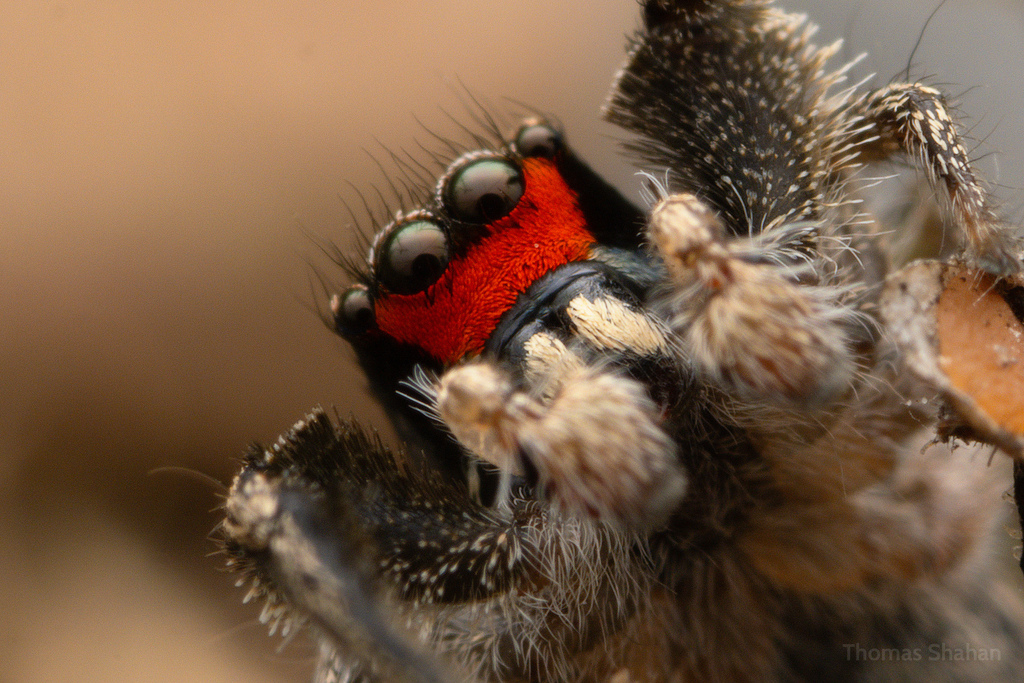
[513,122,562,158]
[444,158,525,223]
[333,285,374,336]
[376,219,449,295]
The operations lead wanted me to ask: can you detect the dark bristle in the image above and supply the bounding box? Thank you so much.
[440,105,494,152]
[377,144,432,206]
[339,195,376,253]
[364,147,409,213]
[305,267,336,333]
[412,113,469,161]
[450,79,509,143]
[410,136,455,175]
[902,0,949,83]
[400,143,447,189]
[345,181,387,235]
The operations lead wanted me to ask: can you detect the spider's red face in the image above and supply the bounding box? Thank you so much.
[333,121,649,373]
[367,155,595,365]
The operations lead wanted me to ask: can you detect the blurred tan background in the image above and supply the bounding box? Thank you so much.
[2,1,1022,681]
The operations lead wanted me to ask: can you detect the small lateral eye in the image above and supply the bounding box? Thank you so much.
[513,122,562,158]
[444,158,525,223]
[376,219,450,295]
[333,285,375,336]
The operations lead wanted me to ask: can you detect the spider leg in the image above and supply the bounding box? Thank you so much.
[648,192,857,405]
[242,475,447,683]
[436,361,687,530]
[222,410,541,681]
[854,83,1022,273]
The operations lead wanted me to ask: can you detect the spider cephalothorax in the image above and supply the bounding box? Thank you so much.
[220,1,1024,681]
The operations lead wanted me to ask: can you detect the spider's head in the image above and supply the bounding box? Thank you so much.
[331,120,681,473]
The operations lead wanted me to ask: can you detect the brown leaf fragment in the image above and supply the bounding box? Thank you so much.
[880,261,1024,458]
[937,270,1024,440]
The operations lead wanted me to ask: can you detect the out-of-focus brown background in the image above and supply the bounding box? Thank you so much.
[2,1,1022,681]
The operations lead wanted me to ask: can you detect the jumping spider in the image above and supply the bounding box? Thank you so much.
[220,0,1024,680]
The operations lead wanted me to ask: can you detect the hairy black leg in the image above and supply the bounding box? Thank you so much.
[221,410,540,679]
[648,193,856,405]
[854,83,1022,273]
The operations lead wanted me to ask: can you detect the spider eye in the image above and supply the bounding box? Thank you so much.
[334,285,374,336]
[444,158,525,223]
[513,123,562,158]
[376,219,450,295]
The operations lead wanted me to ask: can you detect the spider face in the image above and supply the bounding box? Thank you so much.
[220,1,1024,681]
[337,121,637,368]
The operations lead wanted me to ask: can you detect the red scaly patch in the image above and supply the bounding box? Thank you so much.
[375,157,594,365]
